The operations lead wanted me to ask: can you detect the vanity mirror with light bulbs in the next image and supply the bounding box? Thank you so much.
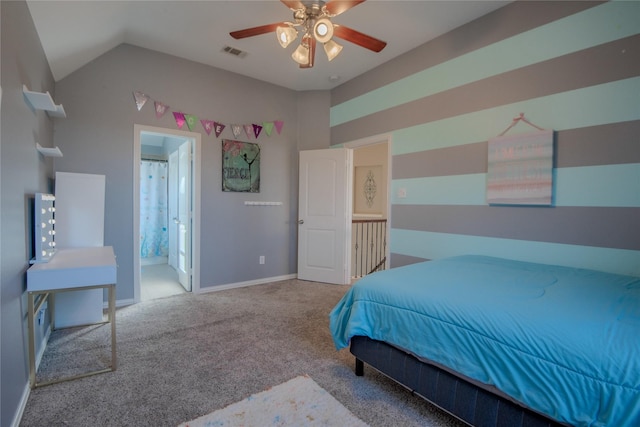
[31,193,56,264]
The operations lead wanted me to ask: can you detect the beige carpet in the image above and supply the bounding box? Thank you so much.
[178,375,368,427]
[21,279,465,427]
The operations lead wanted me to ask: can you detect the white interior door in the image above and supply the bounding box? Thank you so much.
[177,140,191,291]
[168,150,178,269]
[297,148,352,285]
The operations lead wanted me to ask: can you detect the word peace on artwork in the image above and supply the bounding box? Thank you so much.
[222,140,260,193]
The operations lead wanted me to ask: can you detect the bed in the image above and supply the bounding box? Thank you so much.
[329,255,640,427]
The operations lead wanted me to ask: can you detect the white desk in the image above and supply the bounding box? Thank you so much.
[27,246,117,388]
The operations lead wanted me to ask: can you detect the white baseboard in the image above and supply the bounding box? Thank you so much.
[140,256,168,266]
[14,324,51,427]
[103,297,136,310]
[198,274,297,293]
[105,275,296,308]
[11,382,31,427]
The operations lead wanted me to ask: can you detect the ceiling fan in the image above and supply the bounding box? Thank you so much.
[229,0,387,68]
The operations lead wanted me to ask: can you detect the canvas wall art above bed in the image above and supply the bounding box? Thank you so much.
[330,255,640,427]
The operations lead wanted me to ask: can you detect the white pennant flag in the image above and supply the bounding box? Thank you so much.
[133,91,149,111]
[232,124,243,138]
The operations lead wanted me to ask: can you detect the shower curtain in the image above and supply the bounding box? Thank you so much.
[140,161,169,260]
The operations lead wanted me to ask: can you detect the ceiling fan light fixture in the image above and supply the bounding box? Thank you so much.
[313,18,334,43]
[291,42,310,65]
[323,39,343,61]
[276,25,298,48]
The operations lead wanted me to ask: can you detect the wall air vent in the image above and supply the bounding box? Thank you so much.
[222,46,247,58]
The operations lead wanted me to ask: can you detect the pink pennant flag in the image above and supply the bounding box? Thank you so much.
[185,114,198,131]
[232,124,243,138]
[173,112,186,129]
[274,120,284,134]
[263,122,275,136]
[214,122,226,138]
[200,119,214,135]
[243,124,254,139]
[253,124,263,138]
[133,91,149,111]
[154,101,169,118]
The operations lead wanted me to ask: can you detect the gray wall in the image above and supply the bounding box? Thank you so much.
[1,2,56,425]
[1,5,331,422]
[53,43,330,301]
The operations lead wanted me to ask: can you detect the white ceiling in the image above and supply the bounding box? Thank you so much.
[26,0,509,91]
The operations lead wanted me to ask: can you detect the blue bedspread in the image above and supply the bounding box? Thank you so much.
[329,255,640,426]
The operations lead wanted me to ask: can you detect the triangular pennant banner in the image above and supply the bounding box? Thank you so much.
[244,124,254,139]
[263,122,274,136]
[253,124,263,138]
[274,120,284,134]
[133,91,149,111]
[200,119,214,135]
[185,114,198,131]
[173,112,186,129]
[232,124,243,138]
[214,122,226,138]
[154,101,169,118]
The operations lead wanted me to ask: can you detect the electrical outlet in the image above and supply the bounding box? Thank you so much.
[397,188,407,199]
[259,256,265,265]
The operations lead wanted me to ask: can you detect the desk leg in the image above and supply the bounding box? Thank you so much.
[109,284,117,371]
[27,292,36,388]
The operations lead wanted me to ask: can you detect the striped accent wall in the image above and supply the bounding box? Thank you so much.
[330,1,640,276]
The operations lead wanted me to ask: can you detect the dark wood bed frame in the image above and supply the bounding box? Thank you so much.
[350,336,566,427]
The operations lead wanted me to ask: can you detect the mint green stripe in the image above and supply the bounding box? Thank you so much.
[391,164,640,207]
[392,174,486,205]
[331,1,640,127]
[392,77,640,156]
[390,229,640,276]
[555,164,640,207]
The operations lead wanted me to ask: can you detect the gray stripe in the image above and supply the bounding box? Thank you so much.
[390,253,429,268]
[393,142,487,179]
[393,120,640,179]
[331,1,602,106]
[557,120,640,168]
[332,34,640,146]
[391,205,640,250]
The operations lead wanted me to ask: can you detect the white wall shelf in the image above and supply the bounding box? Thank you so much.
[36,143,63,157]
[244,201,282,206]
[23,85,66,118]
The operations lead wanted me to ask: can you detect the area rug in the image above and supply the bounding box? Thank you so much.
[178,375,369,427]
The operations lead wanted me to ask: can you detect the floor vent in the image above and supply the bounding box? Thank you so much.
[222,46,247,58]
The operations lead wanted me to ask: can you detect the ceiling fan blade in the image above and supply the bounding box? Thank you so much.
[333,25,387,52]
[280,0,305,11]
[300,37,317,69]
[230,23,286,39]
[325,0,366,16]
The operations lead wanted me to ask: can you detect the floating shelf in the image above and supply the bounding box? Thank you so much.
[23,85,66,118]
[36,143,63,157]
[244,201,282,206]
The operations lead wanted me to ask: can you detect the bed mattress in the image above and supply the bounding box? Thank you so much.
[329,255,640,426]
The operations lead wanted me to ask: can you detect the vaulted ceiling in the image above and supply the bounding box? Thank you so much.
[27,1,509,91]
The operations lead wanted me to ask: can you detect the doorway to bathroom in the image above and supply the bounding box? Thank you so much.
[133,124,201,302]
